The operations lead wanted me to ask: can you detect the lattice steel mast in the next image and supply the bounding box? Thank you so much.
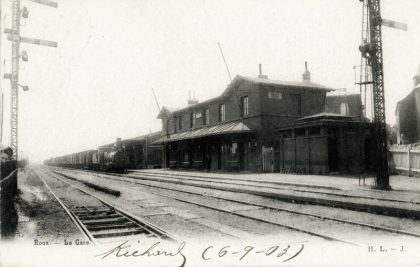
[5,0,57,160]
[10,0,21,160]
[359,0,406,190]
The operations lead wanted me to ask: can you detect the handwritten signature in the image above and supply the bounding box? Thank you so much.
[96,241,187,267]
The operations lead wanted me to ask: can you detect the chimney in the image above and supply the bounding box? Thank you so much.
[258,63,268,79]
[115,138,122,149]
[302,61,311,82]
[414,64,420,89]
[188,90,198,106]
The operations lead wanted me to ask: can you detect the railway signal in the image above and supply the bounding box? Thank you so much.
[358,0,406,190]
[3,0,57,160]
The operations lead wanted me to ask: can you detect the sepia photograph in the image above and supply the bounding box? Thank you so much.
[1,0,420,266]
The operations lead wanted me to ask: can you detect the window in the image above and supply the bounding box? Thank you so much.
[268,91,282,99]
[340,103,349,115]
[218,104,226,122]
[166,119,170,134]
[173,118,177,133]
[190,113,194,128]
[290,94,301,115]
[240,96,249,117]
[203,108,209,125]
[232,142,238,155]
[310,126,321,136]
[295,128,306,137]
[178,116,182,131]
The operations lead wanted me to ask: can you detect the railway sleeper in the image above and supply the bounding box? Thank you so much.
[92,228,149,239]
[72,211,114,217]
[78,214,121,220]
[82,217,128,225]
[87,222,137,231]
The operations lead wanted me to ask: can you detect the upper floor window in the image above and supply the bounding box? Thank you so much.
[190,113,194,128]
[290,94,301,115]
[268,91,282,99]
[340,103,349,115]
[218,104,226,122]
[203,108,209,125]
[166,119,170,134]
[173,118,177,133]
[178,116,182,131]
[240,96,249,117]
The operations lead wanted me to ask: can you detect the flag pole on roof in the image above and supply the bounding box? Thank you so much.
[151,88,161,112]
[217,42,232,82]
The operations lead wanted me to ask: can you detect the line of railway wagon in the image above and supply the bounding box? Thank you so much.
[44,131,162,172]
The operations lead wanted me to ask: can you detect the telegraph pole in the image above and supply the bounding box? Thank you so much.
[5,0,57,160]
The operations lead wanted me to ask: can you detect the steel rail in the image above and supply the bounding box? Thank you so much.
[34,170,97,245]
[74,167,420,205]
[52,170,361,245]
[128,171,420,205]
[42,170,183,243]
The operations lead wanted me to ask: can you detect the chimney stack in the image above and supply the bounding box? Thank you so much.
[258,63,268,79]
[302,61,311,82]
[188,90,198,106]
[414,64,420,89]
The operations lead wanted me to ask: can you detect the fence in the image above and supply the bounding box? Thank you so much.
[389,145,420,177]
[1,160,18,238]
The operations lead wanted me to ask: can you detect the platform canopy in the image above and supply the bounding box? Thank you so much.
[154,120,253,144]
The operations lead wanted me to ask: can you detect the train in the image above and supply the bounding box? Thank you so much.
[44,131,163,172]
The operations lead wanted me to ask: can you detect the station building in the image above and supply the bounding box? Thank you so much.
[156,63,371,174]
[395,64,420,144]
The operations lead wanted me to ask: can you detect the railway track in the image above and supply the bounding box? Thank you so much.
[127,171,420,205]
[49,168,420,244]
[47,168,351,244]
[64,167,420,219]
[35,169,180,245]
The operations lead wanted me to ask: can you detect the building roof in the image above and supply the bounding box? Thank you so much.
[277,112,369,132]
[123,131,162,142]
[98,131,162,149]
[158,75,334,117]
[238,75,334,91]
[299,112,356,121]
[326,93,361,98]
[154,120,253,144]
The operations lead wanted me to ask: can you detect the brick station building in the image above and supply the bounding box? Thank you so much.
[156,63,371,174]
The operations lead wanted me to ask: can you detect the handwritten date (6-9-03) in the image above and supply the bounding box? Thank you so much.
[201,243,304,262]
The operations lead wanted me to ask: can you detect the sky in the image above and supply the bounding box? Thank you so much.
[0,0,419,163]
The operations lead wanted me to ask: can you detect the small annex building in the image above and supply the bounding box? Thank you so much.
[275,113,374,175]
